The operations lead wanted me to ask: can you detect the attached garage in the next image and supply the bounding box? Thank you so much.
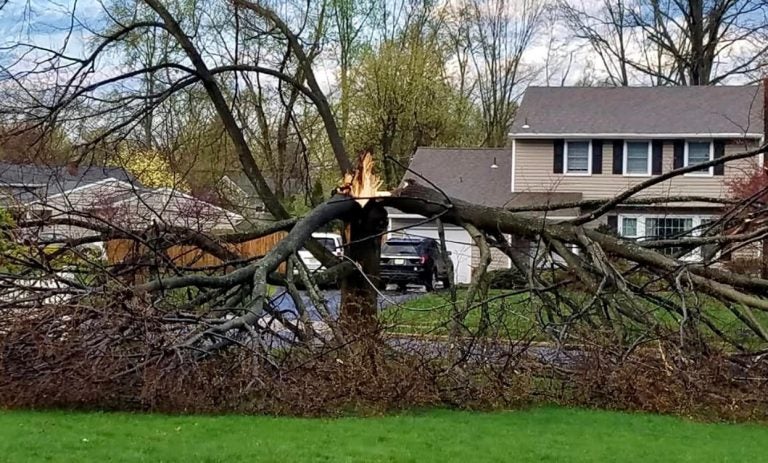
[388,213,504,285]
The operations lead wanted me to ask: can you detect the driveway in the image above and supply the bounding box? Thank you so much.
[269,287,421,321]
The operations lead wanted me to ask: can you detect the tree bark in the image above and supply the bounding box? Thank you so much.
[339,202,388,336]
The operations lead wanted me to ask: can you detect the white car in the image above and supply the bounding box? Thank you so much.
[297,233,343,272]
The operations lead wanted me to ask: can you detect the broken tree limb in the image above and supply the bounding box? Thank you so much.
[385,181,768,311]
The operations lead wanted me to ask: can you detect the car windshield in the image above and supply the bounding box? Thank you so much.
[316,238,337,252]
[382,242,419,255]
[300,237,338,254]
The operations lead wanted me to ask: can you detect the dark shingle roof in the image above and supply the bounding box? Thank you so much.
[0,163,139,206]
[401,147,583,214]
[510,86,764,137]
[404,147,514,208]
[0,163,136,187]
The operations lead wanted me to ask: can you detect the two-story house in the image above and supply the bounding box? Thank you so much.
[390,85,765,284]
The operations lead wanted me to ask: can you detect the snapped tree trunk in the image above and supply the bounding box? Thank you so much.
[339,202,388,336]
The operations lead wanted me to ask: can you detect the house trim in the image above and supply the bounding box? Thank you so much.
[511,138,516,192]
[509,132,762,139]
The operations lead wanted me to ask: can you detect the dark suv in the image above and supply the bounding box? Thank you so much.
[380,237,453,291]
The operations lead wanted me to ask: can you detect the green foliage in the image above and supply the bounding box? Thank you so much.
[0,211,26,274]
[310,177,325,206]
[283,193,312,216]
[346,33,483,187]
[115,147,190,190]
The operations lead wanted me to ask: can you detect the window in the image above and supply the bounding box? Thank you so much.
[382,242,419,255]
[618,215,716,261]
[685,141,713,175]
[565,141,591,175]
[621,217,638,237]
[624,141,651,176]
[646,217,694,256]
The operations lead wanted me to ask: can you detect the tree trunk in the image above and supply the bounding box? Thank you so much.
[339,202,388,337]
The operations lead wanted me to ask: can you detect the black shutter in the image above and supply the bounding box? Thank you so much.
[651,140,663,175]
[612,140,623,174]
[713,140,725,176]
[607,215,618,234]
[592,140,603,174]
[553,140,564,174]
[673,140,685,169]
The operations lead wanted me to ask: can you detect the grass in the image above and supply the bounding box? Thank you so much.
[380,289,537,338]
[380,288,768,350]
[1,407,767,462]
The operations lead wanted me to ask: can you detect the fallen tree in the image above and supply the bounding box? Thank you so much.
[1,0,768,418]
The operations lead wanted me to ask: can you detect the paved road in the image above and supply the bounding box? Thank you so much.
[268,287,422,321]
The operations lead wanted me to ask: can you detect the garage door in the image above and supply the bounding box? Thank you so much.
[388,218,473,284]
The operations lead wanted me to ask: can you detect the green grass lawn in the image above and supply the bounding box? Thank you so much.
[380,289,536,337]
[382,288,768,350]
[1,407,766,462]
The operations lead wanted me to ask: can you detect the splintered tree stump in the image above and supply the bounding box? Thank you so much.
[336,152,390,338]
[339,201,388,336]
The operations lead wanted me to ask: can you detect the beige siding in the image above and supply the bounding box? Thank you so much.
[514,139,759,201]
[471,246,510,275]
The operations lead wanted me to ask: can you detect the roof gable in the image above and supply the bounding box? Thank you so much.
[510,86,764,137]
[404,147,513,207]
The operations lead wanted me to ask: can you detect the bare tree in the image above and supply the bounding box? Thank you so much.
[453,0,545,147]
[559,0,768,85]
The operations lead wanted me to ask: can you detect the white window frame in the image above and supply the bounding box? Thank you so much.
[623,140,652,177]
[684,140,714,177]
[618,213,717,262]
[619,216,639,238]
[564,140,592,176]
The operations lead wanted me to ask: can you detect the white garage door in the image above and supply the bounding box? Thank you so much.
[388,217,473,284]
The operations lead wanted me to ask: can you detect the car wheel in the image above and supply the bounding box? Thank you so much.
[440,276,452,289]
[397,283,408,292]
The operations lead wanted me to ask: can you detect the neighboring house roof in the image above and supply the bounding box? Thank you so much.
[509,85,764,138]
[404,147,514,208]
[15,178,139,209]
[0,162,136,188]
[5,165,243,233]
[107,187,243,232]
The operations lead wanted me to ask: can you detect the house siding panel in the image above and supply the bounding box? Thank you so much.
[513,139,758,201]
[470,246,510,275]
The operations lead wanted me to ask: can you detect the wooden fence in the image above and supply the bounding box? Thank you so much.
[106,231,288,270]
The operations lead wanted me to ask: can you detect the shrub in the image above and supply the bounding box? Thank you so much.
[486,268,526,289]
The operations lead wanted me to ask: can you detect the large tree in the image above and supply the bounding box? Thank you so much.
[346,29,481,186]
[1,0,768,372]
[559,0,768,85]
[450,0,544,146]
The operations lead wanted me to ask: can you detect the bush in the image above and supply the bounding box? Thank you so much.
[487,268,526,289]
